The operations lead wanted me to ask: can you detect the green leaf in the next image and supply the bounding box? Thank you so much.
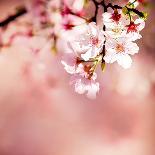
[128,2,135,8]
[140,12,148,21]
[122,7,128,15]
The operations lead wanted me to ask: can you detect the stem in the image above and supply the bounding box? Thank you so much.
[130,0,137,5]
[125,6,132,22]
[91,60,98,72]
[69,12,89,22]
[106,3,144,18]
[106,3,122,10]
[79,59,98,63]
[0,7,27,27]
[102,0,107,60]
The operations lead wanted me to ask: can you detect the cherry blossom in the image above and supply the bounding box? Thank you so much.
[63,0,85,13]
[61,52,80,74]
[72,22,105,61]
[126,18,145,41]
[62,56,100,99]
[26,0,49,28]
[61,43,99,99]
[71,74,99,99]
[0,0,148,99]
[59,0,147,98]
[103,11,145,41]
[70,64,99,99]
[104,37,139,69]
[103,11,122,24]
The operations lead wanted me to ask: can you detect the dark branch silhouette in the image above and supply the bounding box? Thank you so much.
[0,7,27,27]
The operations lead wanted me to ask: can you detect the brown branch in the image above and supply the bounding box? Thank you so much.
[0,7,27,27]
[106,3,144,18]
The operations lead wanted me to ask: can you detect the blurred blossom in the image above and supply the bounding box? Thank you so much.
[115,63,151,98]
[0,0,155,155]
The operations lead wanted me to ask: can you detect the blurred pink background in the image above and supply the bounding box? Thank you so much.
[0,0,155,155]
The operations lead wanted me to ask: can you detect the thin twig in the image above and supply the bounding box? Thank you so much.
[0,7,27,27]
[102,0,107,59]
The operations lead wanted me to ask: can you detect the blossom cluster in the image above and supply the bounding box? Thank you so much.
[61,0,147,99]
[0,0,148,99]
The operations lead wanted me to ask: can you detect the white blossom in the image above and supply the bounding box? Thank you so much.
[61,44,100,99]
[70,64,99,99]
[104,37,139,69]
[102,12,145,41]
[72,22,105,61]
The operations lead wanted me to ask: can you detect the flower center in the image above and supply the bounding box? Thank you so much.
[90,37,99,46]
[116,44,124,53]
[84,65,93,80]
[84,65,91,73]
[126,22,140,33]
[76,57,82,65]
[112,26,123,34]
[111,10,121,22]
[61,5,71,16]
[63,22,74,30]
